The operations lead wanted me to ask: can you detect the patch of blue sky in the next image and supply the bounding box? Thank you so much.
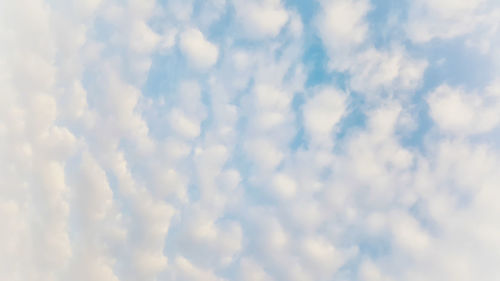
[409,37,496,91]
[203,1,233,40]
[366,0,409,48]
[285,0,319,24]
[302,35,338,88]
[142,49,192,99]
[353,230,392,258]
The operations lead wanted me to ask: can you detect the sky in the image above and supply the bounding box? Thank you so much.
[1,0,500,280]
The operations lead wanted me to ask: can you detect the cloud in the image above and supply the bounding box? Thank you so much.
[238,258,273,281]
[168,81,207,139]
[233,0,289,39]
[345,47,428,95]
[173,256,224,281]
[303,87,347,146]
[427,82,500,135]
[316,0,370,51]
[179,28,219,69]
[2,0,500,280]
[316,0,427,96]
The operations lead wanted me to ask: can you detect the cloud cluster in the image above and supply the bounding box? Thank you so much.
[1,0,500,281]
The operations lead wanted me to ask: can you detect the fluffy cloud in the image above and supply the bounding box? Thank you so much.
[179,28,219,69]
[427,82,500,135]
[233,0,289,39]
[316,0,427,95]
[238,258,273,281]
[316,0,370,51]
[303,87,347,146]
[1,0,500,281]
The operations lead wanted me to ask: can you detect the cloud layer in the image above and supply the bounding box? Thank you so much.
[1,0,500,280]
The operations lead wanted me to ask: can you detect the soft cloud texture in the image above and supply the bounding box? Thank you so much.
[233,0,289,38]
[1,0,500,281]
[427,82,500,135]
[179,28,219,69]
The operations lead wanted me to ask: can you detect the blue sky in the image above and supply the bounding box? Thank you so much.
[1,0,500,280]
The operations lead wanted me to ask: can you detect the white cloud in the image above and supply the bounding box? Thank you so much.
[169,108,203,139]
[427,83,500,135]
[299,236,343,276]
[173,256,225,281]
[303,87,347,146]
[179,28,219,69]
[316,0,370,51]
[233,0,289,39]
[245,138,284,171]
[129,20,160,54]
[2,0,500,280]
[238,258,274,281]
[346,47,428,95]
[168,81,207,139]
[358,259,391,281]
[316,1,427,95]
[271,173,297,200]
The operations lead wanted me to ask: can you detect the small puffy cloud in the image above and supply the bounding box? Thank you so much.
[176,214,243,267]
[271,173,297,200]
[316,0,370,51]
[254,84,291,111]
[427,83,500,135]
[173,256,224,281]
[158,26,178,51]
[390,213,432,258]
[238,258,273,281]
[168,81,207,139]
[303,87,347,146]
[358,259,391,281]
[129,20,160,54]
[250,84,293,131]
[233,0,289,39]
[245,138,284,171]
[347,47,428,94]
[179,28,219,69]
[169,108,203,139]
[316,1,427,96]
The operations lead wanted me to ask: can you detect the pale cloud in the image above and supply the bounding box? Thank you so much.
[245,138,284,171]
[179,28,219,69]
[129,20,161,54]
[238,258,274,281]
[316,0,370,51]
[427,82,500,135]
[2,0,500,280]
[346,47,428,95]
[303,87,347,146]
[316,0,427,95]
[299,236,346,277]
[168,81,207,139]
[271,173,297,200]
[173,256,225,281]
[233,0,289,39]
